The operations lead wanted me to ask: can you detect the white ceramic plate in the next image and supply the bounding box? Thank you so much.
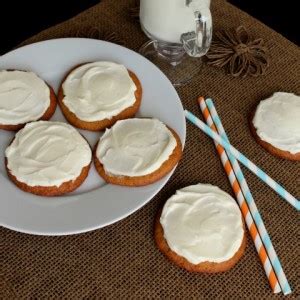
[0,38,186,236]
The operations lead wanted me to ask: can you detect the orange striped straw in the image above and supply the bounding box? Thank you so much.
[198,97,281,294]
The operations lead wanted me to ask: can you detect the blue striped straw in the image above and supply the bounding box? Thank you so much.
[205,98,291,295]
[184,109,299,211]
[199,98,281,293]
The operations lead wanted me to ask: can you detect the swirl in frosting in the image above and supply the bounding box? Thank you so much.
[5,121,92,187]
[160,184,244,264]
[62,61,137,122]
[0,70,50,125]
[96,118,177,177]
[253,92,300,154]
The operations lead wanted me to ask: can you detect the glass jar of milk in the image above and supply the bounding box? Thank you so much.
[139,0,212,85]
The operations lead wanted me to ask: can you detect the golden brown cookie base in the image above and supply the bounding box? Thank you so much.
[0,85,57,131]
[57,64,142,131]
[93,127,182,186]
[5,159,91,197]
[154,210,246,273]
[250,111,300,161]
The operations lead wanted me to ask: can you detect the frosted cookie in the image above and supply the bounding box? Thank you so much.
[251,92,300,161]
[155,184,246,273]
[58,61,142,131]
[0,70,57,131]
[94,118,182,186]
[5,121,92,196]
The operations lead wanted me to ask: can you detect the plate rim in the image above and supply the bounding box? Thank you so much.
[0,38,186,236]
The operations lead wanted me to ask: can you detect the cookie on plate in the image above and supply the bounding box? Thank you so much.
[5,121,92,196]
[250,92,300,161]
[58,61,142,131]
[94,118,182,186]
[0,70,57,131]
[155,184,246,273]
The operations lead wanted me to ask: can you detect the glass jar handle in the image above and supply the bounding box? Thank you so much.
[181,5,212,57]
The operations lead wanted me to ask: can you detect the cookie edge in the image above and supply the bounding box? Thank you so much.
[250,108,300,161]
[154,208,246,273]
[57,63,142,131]
[5,129,92,196]
[93,126,183,186]
[0,71,57,131]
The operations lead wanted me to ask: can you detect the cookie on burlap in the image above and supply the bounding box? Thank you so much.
[58,62,142,131]
[0,70,57,131]
[94,118,182,186]
[251,92,300,161]
[155,184,246,273]
[5,121,92,196]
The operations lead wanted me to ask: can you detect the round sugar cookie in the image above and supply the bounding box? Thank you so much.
[93,118,182,186]
[58,61,142,131]
[5,121,92,196]
[251,92,300,161]
[0,70,57,131]
[155,184,246,273]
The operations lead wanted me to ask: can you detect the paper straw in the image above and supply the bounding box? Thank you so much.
[204,98,292,294]
[184,109,300,211]
[198,97,283,294]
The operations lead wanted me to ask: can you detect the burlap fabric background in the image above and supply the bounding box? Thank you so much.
[1,0,299,298]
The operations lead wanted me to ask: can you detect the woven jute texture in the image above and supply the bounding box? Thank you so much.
[1,0,300,298]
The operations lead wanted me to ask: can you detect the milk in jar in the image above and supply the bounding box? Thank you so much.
[140,0,211,44]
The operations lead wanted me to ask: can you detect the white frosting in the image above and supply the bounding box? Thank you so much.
[0,70,50,125]
[96,118,177,177]
[5,121,92,187]
[160,184,244,264]
[62,62,137,122]
[253,92,300,154]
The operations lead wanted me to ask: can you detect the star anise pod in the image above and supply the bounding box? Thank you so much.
[206,26,270,77]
